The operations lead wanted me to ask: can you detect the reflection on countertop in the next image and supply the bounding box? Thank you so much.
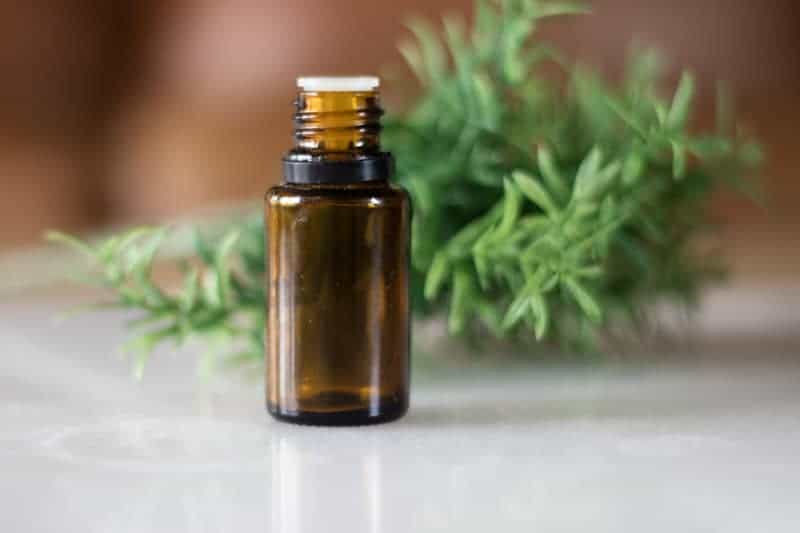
[1,297,799,532]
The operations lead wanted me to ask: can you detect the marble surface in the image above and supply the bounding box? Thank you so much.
[1,298,799,532]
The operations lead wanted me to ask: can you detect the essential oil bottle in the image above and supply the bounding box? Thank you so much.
[265,76,410,425]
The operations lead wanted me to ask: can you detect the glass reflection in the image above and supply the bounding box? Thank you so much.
[270,428,386,533]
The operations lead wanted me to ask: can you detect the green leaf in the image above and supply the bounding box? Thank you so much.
[97,235,123,263]
[126,228,167,276]
[448,203,504,258]
[180,267,200,312]
[502,290,530,330]
[496,178,523,236]
[399,41,425,85]
[194,230,216,265]
[443,14,469,72]
[563,276,602,322]
[531,1,590,19]
[117,227,160,257]
[500,18,533,84]
[472,0,499,58]
[605,97,647,138]
[215,230,241,306]
[667,72,695,130]
[473,249,491,290]
[574,265,604,279]
[406,18,447,85]
[572,146,603,199]
[622,151,644,184]
[529,292,549,340]
[672,140,687,179]
[448,267,472,334]
[654,102,668,126]
[203,270,221,308]
[512,170,559,216]
[576,146,603,181]
[125,325,179,380]
[574,161,621,200]
[537,146,569,201]
[424,253,450,300]
[472,73,499,130]
[45,231,96,259]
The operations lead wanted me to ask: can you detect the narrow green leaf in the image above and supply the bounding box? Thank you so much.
[134,273,169,307]
[572,146,603,199]
[472,0,499,58]
[542,273,559,292]
[406,19,447,84]
[424,253,450,300]
[532,1,590,19]
[667,72,695,130]
[573,265,604,279]
[443,14,470,73]
[475,300,504,338]
[398,41,426,85]
[450,202,504,253]
[125,325,179,380]
[215,230,241,306]
[654,102,668,126]
[97,235,123,263]
[537,146,569,201]
[574,161,621,200]
[126,228,167,276]
[133,349,152,381]
[622,151,644,185]
[512,170,558,216]
[473,250,491,290]
[529,292,549,340]
[45,231,96,259]
[605,97,647,138]
[180,267,200,312]
[193,230,216,265]
[117,227,159,255]
[672,140,687,179]
[502,291,530,330]
[203,270,221,308]
[563,277,602,322]
[448,267,472,334]
[472,73,498,130]
[496,178,522,236]
[501,19,533,84]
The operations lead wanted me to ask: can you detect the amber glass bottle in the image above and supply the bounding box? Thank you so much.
[265,77,410,425]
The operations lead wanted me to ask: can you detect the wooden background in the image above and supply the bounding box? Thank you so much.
[0,0,797,281]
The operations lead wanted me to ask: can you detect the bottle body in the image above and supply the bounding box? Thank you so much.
[266,181,410,425]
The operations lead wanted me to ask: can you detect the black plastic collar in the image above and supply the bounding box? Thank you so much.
[283,153,394,184]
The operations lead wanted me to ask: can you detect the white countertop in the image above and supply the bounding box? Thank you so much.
[1,297,799,532]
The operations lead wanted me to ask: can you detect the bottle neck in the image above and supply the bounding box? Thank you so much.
[293,90,383,158]
[283,89,393,184]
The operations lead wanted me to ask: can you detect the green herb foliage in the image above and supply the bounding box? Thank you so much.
[47,215,266,376]
[388,0,760,348]
[49,0,760,373]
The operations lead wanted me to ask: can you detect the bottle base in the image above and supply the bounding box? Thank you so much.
[267,402,407,427]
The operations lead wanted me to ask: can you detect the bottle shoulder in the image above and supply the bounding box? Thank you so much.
[266,181,409,207]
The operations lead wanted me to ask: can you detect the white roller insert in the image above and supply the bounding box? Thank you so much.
[296,76,380,92]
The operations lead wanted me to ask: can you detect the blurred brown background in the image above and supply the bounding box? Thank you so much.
[1,0,798,282]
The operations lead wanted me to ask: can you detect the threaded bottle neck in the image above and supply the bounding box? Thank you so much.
[292,89,383,158]
[283,77,393,184]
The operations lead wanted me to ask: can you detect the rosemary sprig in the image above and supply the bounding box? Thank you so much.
[49,0,760,373]
[47,214,265,377]
[387,0,760,349]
